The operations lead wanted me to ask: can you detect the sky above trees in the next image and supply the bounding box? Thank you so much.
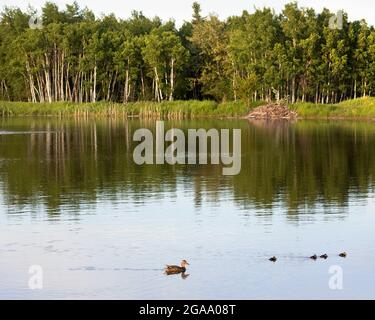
[2,0,375,26]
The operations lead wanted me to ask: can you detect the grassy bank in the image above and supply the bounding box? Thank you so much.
[0,100,263,118]
[292,97,375,119]
[1,97,375,119]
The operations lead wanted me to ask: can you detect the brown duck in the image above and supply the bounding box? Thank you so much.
[165,260,190,275]
[339,252,347,258]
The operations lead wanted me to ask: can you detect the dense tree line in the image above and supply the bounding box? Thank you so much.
[0,1,374,104]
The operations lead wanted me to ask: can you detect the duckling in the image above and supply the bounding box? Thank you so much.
[269,256,277,262]
[320,254,328,259]
[165,260,190,275]
[310,255,318,260]
[339,252,347,258]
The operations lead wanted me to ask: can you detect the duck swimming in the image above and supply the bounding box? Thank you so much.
[310,255,318,260]
[339,252,347,258]
[269,256,277,262]
[165,260,190,275]
[320,254,328,259]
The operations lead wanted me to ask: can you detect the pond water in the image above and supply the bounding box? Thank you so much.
[0,117,375,299]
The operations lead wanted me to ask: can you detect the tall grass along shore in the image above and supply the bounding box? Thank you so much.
[1,98,375,119]
[292,97,375,119]
[0,100,262,119]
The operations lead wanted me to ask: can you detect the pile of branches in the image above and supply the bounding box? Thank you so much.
[246,103,298,120]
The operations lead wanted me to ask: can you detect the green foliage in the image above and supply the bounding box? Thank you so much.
[0,2,374,106]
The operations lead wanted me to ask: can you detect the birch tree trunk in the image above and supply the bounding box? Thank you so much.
[44,54,52,103]
[154,67,163,102]
[124,59,130,103]
[169,58,175,101]
[93,65,97,103]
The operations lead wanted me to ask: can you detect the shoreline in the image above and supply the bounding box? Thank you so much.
[1,98,375,121]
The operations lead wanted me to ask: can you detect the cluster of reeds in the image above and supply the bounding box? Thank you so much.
[0,100,260,119]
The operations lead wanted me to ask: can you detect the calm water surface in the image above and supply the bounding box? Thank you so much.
[0,117,375,299]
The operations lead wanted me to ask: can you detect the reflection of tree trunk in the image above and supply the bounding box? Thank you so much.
[125,120,130,150]
[46,123,51,162]
[30,123,36,150]
[54,129,58,178]
[194,176,202,208]
[93,123,97,162]
[66,124,71,159]
[60,130,65,177]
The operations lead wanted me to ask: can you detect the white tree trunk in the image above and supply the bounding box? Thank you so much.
[93,65,97,103]
[169,58,175,101]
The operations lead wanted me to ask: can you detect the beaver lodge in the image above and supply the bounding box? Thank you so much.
[246,103,298,120]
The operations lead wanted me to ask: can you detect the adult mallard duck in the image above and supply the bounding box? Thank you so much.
[320,254,328,259]
[165,260,190,274]
[339,252,347,258]
[310,255,318,260]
